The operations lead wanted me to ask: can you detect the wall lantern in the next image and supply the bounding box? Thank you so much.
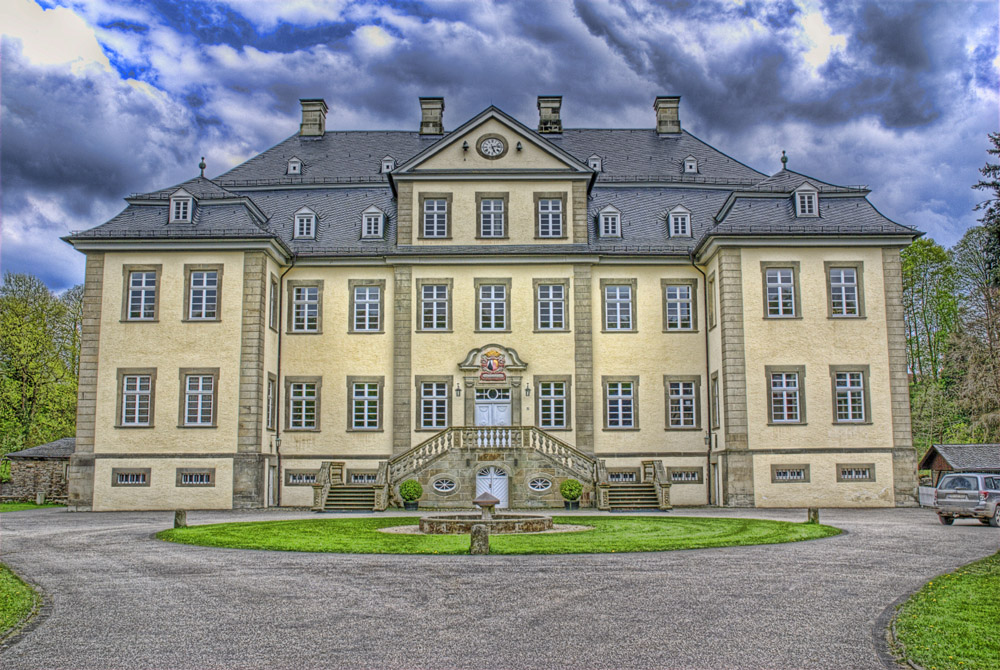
[525,385,531,397]
[462,141,469,151]
[455,383,462,397]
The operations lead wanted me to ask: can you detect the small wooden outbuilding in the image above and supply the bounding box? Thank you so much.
[918,443,1000,486]
[1,437,75,502]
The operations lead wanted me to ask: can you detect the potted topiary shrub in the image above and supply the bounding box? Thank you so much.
[399,479,423,511]
[560,478,582,510]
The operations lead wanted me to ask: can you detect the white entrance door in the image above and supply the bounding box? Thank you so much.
[474,388,511,426]
[476,466,509,508]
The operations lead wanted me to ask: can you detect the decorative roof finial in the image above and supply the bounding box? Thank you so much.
[780,150,788,168]
[199,156,206,177]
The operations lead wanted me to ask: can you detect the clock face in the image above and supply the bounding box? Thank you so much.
[479,137,505,158]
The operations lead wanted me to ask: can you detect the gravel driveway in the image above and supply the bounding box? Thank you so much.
[1,507,996,669]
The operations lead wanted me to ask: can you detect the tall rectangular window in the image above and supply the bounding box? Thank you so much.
[834,371,865,422]
[537,284,565,330]
[266,377,276,430]
[122,374,152,426]
[600,212,620,237]
[420,382,448,429]
[294,213,315,238]
[188,271,218,320]
[664,284,693,330]
[479,198,505,238]
[352,382,380,430]
[829,267,859,317]
[421,284,449,330]
[479,284,507,331]
[770,372,800,423]
[292,286,319,332]
[796,192,817,216]
[765,268,796,317]
[670,212,690,237]
[711,373,720,430]
[269,276,278,330]
[128,271,157,320]
[606,381,635,428]
[363,213,383,238]
[352,286,381,331]
[604,285,633,330]
[667,381,696,428]
[184,375,215,426]
[707,275,716,328]
[538,381,567,429]
[289,382,317,429]
[423,198,448,237]
[537,198,563,237]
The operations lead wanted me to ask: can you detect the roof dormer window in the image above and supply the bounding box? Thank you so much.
[169,189,194,223]
[362,205,385,239]
[684,156,698,174]
[599,205,621,237]
[669,205,691,237]
[293,206,316,239]
[287,157,302,175]
[794,187,818,217]
[588,154,602,172]
[381,156,396,173]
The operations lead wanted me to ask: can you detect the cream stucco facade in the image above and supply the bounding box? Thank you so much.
[65,97,919,511]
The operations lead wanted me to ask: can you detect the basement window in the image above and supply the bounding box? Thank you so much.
[286,471,317,486]
[112,468,150,487]
[351,473,377,484]
[608,471,637,483]
[771,465,810,483]
[177,469,215,487]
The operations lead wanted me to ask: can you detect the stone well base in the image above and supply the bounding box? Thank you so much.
[419,513,553,534]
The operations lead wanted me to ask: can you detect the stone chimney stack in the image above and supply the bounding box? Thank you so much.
[419,97,445,135]
[299,98,328,137]
[537,96,563,133]
[653,96,681,134]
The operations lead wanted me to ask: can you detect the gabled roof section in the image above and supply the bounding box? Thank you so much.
[749,169,866,194]
[7,437,75,460]
[132,175,241,201]
[919,444,1000,471]
[393,106,593,174]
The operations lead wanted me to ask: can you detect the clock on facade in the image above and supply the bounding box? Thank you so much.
[476,134,507,159]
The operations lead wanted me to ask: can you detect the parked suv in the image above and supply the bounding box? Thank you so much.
[933,473,1000,527]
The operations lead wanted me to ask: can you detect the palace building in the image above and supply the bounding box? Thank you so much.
[64,95,920,511]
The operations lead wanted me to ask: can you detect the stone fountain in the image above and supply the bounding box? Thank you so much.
[418,492,554,534]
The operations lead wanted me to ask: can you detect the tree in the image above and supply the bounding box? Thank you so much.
[0,273,80,456]
[901,238,958,383]
[972,131,1000,286]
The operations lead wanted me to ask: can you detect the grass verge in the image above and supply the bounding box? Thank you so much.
[0,564,38,639]
[894,551,1000,670]
[0,502,63,514]
[157,515,839,555]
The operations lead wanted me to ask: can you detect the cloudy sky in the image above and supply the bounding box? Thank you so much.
[1,0,997,291]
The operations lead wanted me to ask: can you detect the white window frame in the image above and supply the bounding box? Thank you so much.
[183,374,215,426]
[287,158,302,175]
[537,198,563,238]
[669,206,691,237]
[352,382,380,430]
[478,284,507,331]
[538,381,567,429]
[684,156,698,174]
[588,154,602,171]
[292,286,319,332]
[128,271,157,320]
[294,207,316,239]
[668,381,697,428]
[381,156,395,173]
[536,284,565,330]
[795,188,818,217]
[834,371,865,422]
[352,286,381,332]
[664,284,693,330]
[169,189,193,223]
[606,381,635,429]
[362,208,384,239]
[188,270,218,320]
[765,268,796,317]
[770,372,801,423]
[122,374,152,426]
[266,377,276,430]
[289,382,317,430]
[479,198,505,238]
[829,267,859,317]
[422,198,448,238]
[421,284,449,331]
[604,285,633,331]
[599,206,621,238]
[420,382,449,430]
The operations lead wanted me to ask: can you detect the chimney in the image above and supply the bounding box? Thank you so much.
[654,96,681,134]
[419,97,444,135]
[537,96,562,133]
[299,98,328,137]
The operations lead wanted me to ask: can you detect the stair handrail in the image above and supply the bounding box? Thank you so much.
[522,427,596,481]
[651,459,673,511]
[311,461,334,511]
[373,461,390,511]
[596,459,611,510]
[387,427,461,483]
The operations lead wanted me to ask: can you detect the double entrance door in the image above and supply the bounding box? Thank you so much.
[474,388,511,426]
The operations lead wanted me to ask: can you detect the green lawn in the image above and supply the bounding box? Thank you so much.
[157,515,839,555]
[894,551,1000,670]
[0,502,63,513]
[0,564,38,638]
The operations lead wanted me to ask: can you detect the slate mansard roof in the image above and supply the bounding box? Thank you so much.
[66,107,920,256]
